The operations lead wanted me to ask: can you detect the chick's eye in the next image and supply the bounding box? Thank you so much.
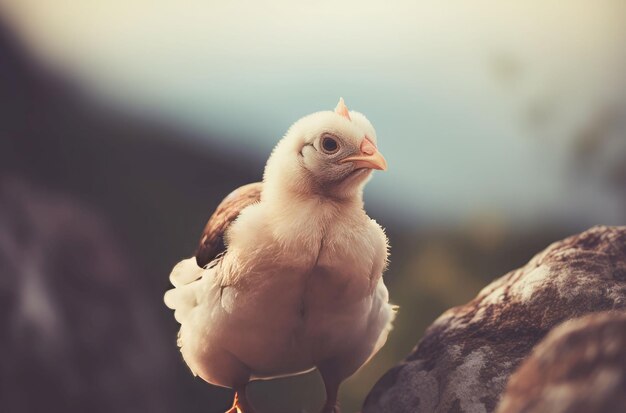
[321,136,339,154]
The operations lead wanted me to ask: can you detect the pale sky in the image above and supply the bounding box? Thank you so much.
[1,0,625,227]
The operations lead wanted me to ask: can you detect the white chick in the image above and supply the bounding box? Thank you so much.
[164,98,395,413]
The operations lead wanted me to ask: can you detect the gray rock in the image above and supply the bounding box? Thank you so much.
[364,225,626,413]
[496,311,626,413]
[0,179,174,413]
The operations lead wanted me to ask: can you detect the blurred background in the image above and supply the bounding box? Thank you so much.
[0,1,624,412]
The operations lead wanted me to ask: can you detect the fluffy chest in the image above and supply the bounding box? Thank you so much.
[231,198,381,261]
[299,229,377,308]
[275,207,382,287]
[216,201,388,372]
[223,198,388,305]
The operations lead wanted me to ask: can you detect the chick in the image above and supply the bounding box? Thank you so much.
[165,98,395,413]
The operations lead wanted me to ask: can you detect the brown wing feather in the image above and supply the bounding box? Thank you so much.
[195,182,263,268]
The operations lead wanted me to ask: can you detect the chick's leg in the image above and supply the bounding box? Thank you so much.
[226,384,256,413]
[318,366,342,413]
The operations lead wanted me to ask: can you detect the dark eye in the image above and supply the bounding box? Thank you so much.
[321,135,340,154]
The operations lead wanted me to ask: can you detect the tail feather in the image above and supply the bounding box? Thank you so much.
[164,258,204,323]
[169,258,203,287]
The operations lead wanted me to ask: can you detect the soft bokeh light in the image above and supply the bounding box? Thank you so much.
[2,0,625,227]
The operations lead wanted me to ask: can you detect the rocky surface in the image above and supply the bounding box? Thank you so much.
[363,225,626,413]
[0,179,174,413]
[496,311,626,413]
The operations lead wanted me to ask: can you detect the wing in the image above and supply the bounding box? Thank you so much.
[195,182,263,268]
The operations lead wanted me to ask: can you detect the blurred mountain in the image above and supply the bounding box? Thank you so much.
[0,17,263,413]
[0,19,265,271]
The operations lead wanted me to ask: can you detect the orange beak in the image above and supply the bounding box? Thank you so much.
[340,138,387,171]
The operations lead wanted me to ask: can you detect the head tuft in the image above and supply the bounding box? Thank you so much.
[334,97,351,121]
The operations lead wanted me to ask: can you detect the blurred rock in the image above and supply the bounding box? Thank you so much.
[0,178,173,413]
[496,311,626,413]
[0,17,256,412]
[364,225,626,413]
